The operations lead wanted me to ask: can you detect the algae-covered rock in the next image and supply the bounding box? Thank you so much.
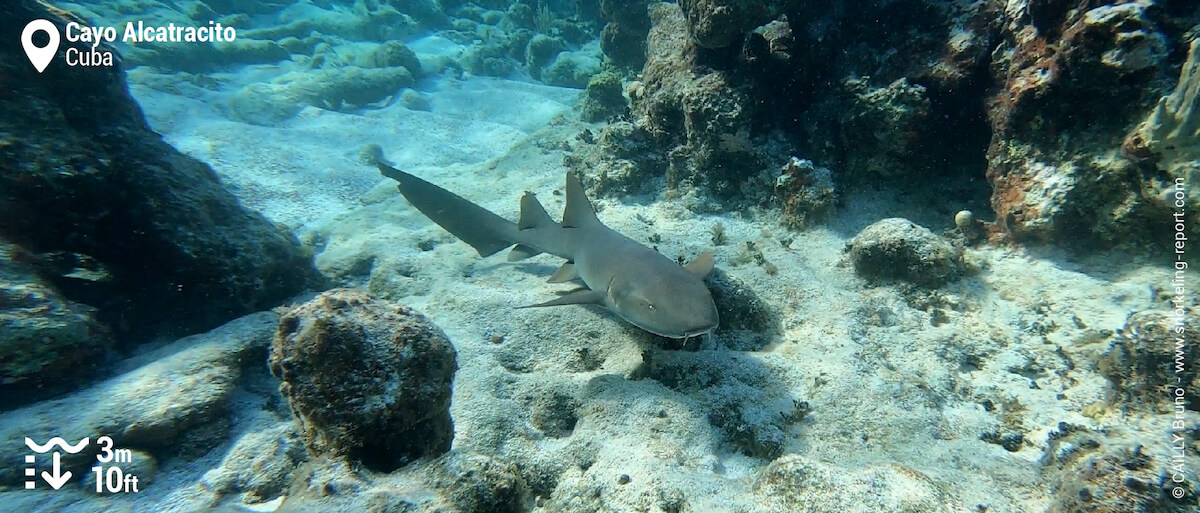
[123,38,291,72]
[229,66,414,125]
[1046,445,1190,513]
[461,38,520,78]
[541,48,603,88]
[526,34,566,79]
[985,1,1179,248]
[847,218,964,287]
[580,70,627,121]
[359,40,423,76]
[633,3,757,197]
[271,450,525,513]
[201,422,307,503]
[401,89,432,111]
[269,289,457,472]
[839,77,931,180]
[775,157,836,229]
[756,455,965,511]
[678,0,771,49]
[424,451,527,513]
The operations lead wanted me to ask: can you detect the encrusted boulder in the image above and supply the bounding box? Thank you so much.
[846,218,964,287]
[634,3,757,197]
[269,289,457,472]
[837,77,931,180]
[1099,308,1199,412]
[678,0,771,49]
[775,157,836,229]
[1045,444,1192,513]
[580,71,628,122]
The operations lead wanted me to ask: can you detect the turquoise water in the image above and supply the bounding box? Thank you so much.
[1,1,1198,512]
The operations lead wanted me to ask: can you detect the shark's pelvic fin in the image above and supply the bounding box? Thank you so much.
[685,251,715,278]
[547,262,578,283]
[378,163,518,257]
[562,172,600,228]
[518,288,604,308]
[508,245,541,261]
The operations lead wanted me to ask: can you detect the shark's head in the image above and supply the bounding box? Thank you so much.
[609,272,720,339]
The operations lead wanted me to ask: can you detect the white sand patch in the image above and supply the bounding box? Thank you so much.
[130,73,579,228]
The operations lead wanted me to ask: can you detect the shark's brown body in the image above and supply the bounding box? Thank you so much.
[379,163,719,338]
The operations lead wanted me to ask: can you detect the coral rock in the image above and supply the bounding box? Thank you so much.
[775,157,836,230]
[1099,308,1199,412]
[269,289,457,472]
[846,218,964,287]
[678,0,770,49]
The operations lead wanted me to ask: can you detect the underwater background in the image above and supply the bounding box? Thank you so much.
[1,0,1199,511]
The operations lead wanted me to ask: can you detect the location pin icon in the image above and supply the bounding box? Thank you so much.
[22,19,60,74]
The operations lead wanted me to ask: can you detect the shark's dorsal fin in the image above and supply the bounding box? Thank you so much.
[547,262,578,283]
[562,173,600,228]
[685,251,715,278]
[518,192,556,230]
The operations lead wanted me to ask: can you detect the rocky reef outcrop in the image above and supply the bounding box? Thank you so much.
[572,0,1198,251]
[984,0,1194,247]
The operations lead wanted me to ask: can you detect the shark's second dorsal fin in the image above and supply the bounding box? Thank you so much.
[518,192,556,230]
[562,172,600,228]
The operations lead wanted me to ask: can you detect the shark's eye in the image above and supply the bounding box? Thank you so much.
[647,303,655,310]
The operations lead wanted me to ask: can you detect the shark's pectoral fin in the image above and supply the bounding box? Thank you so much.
[518,288,604,308]
[685,251,715,278]
[547,262,578,283]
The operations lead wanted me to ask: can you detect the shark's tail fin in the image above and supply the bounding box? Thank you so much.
[379,163,518,257]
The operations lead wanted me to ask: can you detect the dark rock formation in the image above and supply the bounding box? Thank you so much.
[678,0,773,50]
[775,157,836,230]
[0,240,114,406]
[846,218,965,287]
[575,0,1198,251]
[0,1,321,342]
[269,289,457,473]
[0,312,278,487]
[705,268,778,351]
[599,0,651,69]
